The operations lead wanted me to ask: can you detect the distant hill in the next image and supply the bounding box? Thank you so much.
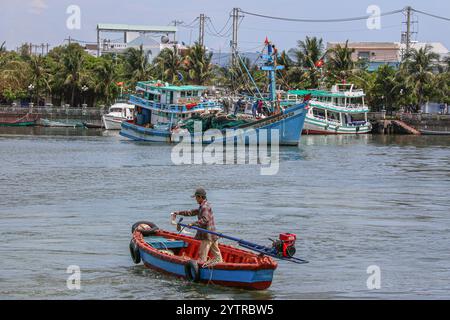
[210,52,262,67]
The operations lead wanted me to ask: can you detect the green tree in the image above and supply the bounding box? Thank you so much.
[153,48,184,84]
[60,44,88,107]
[93,55,119,106]
[28,55,51,104]
[326,40,355,82]
[289,36,325,88]
[124,45,152,84]
[0,52,29,102]
[185,43,213,85]
[402,45,440,110]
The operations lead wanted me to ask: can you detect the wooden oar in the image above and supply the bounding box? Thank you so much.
[177,218,308,264]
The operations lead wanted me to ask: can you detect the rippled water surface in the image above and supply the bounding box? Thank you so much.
[1,127,449,299]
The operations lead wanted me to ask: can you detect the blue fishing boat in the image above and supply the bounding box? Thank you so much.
[130,222,278,290]
[120,39,308,146]
[129,219,308,290]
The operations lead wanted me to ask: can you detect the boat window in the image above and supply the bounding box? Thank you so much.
[328,112,340,122]
[312,108,326,119]
[110,108,123,113]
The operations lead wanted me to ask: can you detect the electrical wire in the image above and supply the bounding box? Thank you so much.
[182,17,200,28]
[240,24,403,34]
[205,20,232,38]
[207,16,232,37]
[238,8,404,23]
[412,9,450,22]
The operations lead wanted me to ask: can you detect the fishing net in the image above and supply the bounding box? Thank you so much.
[178,112,254,133]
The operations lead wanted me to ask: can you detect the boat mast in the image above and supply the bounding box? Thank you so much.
[261,38,284,114]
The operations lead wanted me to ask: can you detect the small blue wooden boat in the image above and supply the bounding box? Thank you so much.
[130,222,278,290]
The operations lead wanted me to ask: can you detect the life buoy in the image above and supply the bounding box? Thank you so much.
[131,221,159,236]
[184,260,200,282]
[129,239,141,264]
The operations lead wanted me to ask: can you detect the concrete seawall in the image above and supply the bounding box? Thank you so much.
[0,106,107,122]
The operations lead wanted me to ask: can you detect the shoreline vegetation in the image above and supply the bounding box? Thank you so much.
[0,38,449,113]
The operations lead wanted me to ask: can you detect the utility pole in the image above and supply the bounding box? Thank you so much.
[198,14,205,47]
[171,20,183,44]
[231,8,238,68]
[230,8,244,68]
[406,6,412,57]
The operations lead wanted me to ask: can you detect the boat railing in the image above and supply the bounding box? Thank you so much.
[310,101,368,112]
[129,95,222,113]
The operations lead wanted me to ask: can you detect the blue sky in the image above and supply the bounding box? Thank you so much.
[1,0,449,52]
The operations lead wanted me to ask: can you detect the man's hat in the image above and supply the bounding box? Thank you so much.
[192,187,207,198]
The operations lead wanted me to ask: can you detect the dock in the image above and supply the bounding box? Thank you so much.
[369,112,450,135]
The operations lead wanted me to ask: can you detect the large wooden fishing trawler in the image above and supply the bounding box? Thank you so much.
[120,39,308,146]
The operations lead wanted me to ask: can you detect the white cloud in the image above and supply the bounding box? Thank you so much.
[30,0,48,15]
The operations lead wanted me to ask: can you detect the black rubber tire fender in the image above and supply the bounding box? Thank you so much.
[129,239,141,264]
[184,260,200,283]
[131,221,159,236]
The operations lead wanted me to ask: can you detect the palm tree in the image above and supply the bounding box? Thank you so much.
[153,48,184,84]
[402,45,440,110]
[62,44,87,107]
[276,50,295,90]
[0,41,6,53]
[289,37,325,88]
[28,55,51,104]
[327,40,355,82]
[94,56,118,106]
[185,43,213,85]
[430,70,450,105]
[124,45,152,84]
[371,65,399,112]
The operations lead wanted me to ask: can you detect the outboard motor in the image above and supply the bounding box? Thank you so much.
[271,233,297,258]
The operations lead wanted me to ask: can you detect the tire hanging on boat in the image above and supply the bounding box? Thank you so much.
[129,239,141,264]
[131,221,159,236]
[184,260,200,283]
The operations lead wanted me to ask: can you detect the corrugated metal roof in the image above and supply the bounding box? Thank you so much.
[97,24,177,33]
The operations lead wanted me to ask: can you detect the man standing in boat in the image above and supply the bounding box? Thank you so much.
[172,187,223,264]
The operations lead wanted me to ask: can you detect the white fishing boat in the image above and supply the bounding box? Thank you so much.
[287,84,372,134]
[102,103,135,130]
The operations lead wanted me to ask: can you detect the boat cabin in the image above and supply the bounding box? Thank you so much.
[107,103,135,120]
[129,81,222,129]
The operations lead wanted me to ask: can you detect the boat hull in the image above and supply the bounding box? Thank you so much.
[120,122,172,142]
[120,102,308,146]
[102,115,125,130]
[0,121,36,127]
[140,250,274,290]
[0,114,38,127]
[303,117,372,135]
[419,129,450,136]
[132,230,277,290]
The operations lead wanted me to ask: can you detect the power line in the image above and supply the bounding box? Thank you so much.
[238,8,404,23]
[182,17,200,27]
[412,9,450,22]
[205,19,232,38]
[240,24,403,34]
[207,16,232,37]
